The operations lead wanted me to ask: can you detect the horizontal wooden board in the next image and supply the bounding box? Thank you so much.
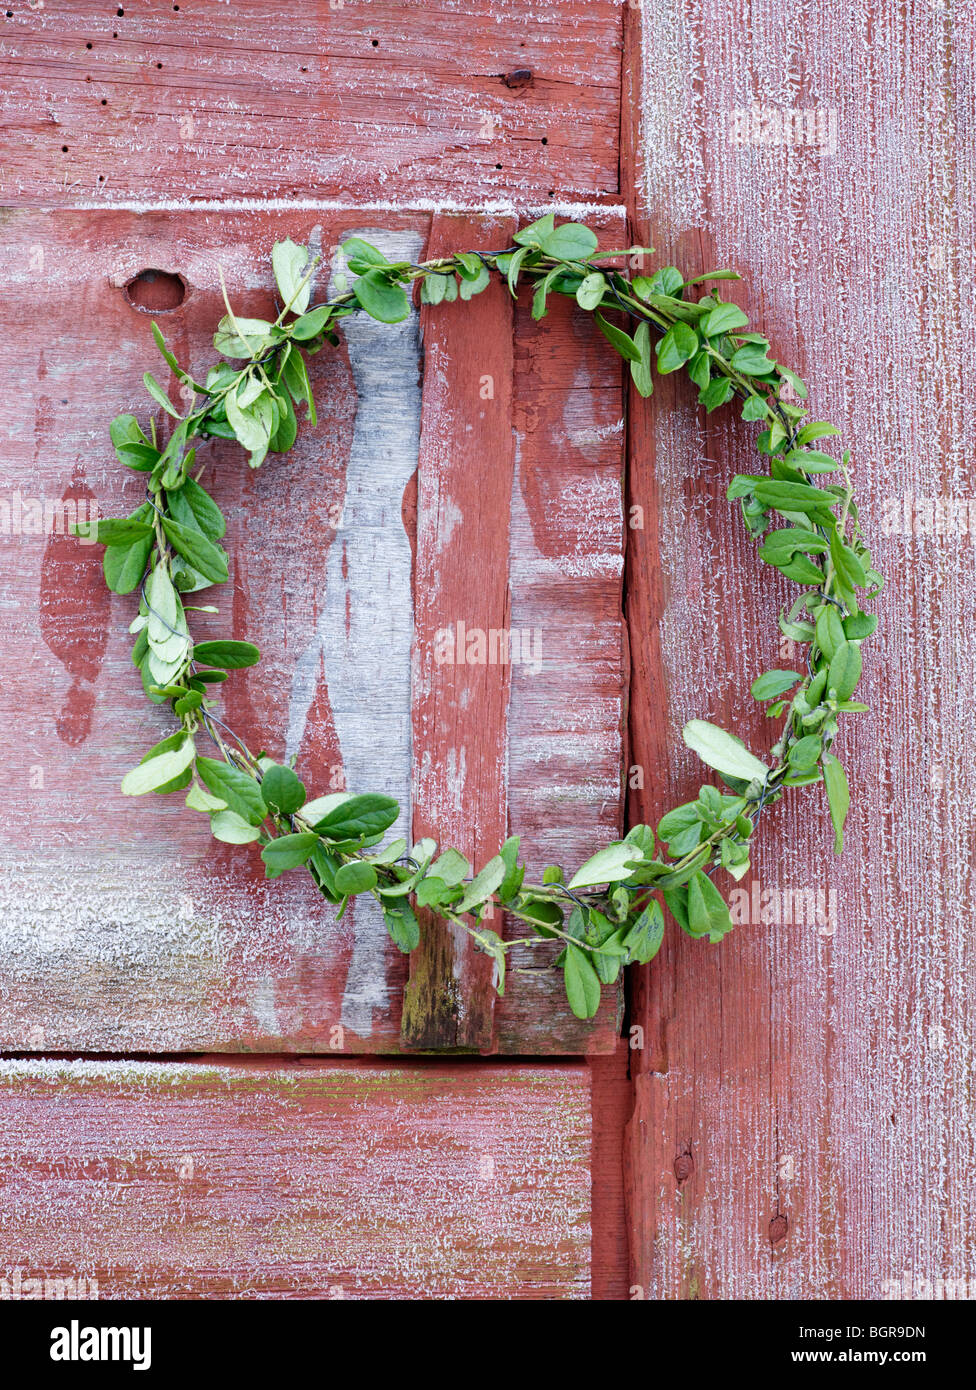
[0,206,626,1054]
[624,0,976,1298]
[0,1059,591,1298]
[0,0,623,207]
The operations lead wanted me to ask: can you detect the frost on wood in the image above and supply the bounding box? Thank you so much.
[628,0,976,1299]
[0,1061,592,1299]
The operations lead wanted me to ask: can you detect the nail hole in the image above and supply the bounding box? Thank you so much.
[117,7,124,16]
[101,98,108,105]
[156,62,163,69]
[371,39,379,47]
[61,145,68,153]
[124,269,187,313]
[86,42,93,49]
[541,136,548,145]
[494,163,502,169]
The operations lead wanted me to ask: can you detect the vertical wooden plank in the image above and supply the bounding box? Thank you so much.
[401,212,517,1051]
[494,205,630,1052]
[626,0,976,1299]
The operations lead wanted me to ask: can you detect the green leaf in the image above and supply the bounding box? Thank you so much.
[143,371,180,418]
[622,900,665,965]
[575,270,607,310]
[473,928,508,995]
[384,901,420,953]
[730,343,774,375]
[420,273,449,306]
[741,394,771,422]
[280,345,316,425]
[162,517,228,585]
[759,528,828,563]
[260,763,306,815]
[191,640,261,669]
[822,752,849,854]
[568,842,641,890]
[415,876,449,908]
[796,421,839,446]
[103,516,154,595]
[844,612,877,640]
[815,605,846,662]
[225,387,274,468]
[312,793,401,841]
[682,720,769,783]
[830,532,868,588]
[630,320,654,398]
[210,809,263,844]
[334,860,379,895]
[513,213,556,248]
[291,305,331,340]
[687,871,732,941]
[828,640,862,699]
[751,670,802,701]
[753,480,835,514]
[498,834,524,903]
[701,302,749,337]
[783,449,839,474]
[428,847,470,888]
[455,855,506,915]
[75,517,152,546]
[788,735,822,770]
[272,238,312,314]
[776,552,825,584]
[121,734,195,796]
[655,321,698,373]
[166,477,226,541]
[777,365,808,399]
[505,246,530,297]
[699,376,735,411]
[174,690,204,715]
[186,782,227,813]
[352,270,411,324]
[594,312,643,363]
[341,237,389,270]
[213,315,276,358]
[537,221,598,261]
[563,944,602,1020]
[458,262,490,299]
[196,756,267,825]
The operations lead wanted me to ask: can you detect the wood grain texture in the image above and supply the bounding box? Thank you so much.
[402,211,517,1051]
[0,1058,591,1298]
[625,0,976,1299]
[496,206,630,1052]
[0,205,626,1056]
[0,0,623,208]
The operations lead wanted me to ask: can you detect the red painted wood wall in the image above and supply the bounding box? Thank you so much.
[1,0,972,1300]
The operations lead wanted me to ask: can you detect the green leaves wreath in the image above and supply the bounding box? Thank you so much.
[73,215,881,1020]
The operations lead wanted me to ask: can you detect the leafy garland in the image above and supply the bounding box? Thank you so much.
[74,215,881,1021]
